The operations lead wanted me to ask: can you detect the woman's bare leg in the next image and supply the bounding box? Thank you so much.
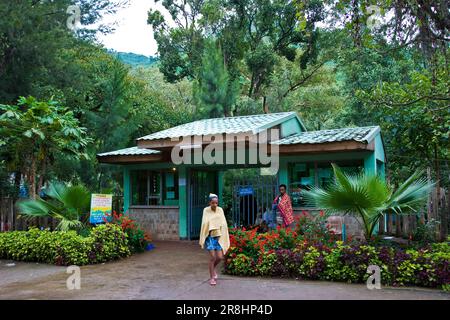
[214,250,223,268]
[208,251,216,279]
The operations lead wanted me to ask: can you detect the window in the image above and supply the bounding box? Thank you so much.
[289,163,314,207]
[131,170,147,206]
[288,160,363,208]
[131,170,179,206]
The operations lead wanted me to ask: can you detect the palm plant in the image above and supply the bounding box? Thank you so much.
[305,164,433,241]
[17,182,90,232]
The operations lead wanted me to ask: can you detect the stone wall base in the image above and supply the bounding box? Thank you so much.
[128,207,180,241]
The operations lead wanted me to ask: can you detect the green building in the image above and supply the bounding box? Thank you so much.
[98,112,386,240]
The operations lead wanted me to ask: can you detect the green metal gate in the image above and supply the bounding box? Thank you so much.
[188,170,218,239]
[232,175,278,228]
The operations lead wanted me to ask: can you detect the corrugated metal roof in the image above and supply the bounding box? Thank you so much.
[272,126,380,145]
[137,112,299,141]
[97,147,161,157]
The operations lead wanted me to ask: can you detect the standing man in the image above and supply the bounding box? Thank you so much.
[272,184,295,228]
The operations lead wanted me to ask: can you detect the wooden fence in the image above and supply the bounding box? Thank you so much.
[0,197,14,231]
[381,188,449,241]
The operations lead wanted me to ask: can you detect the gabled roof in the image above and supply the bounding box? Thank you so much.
[97,146,160,157]
[272,126,380,145]
[137,112,304,141]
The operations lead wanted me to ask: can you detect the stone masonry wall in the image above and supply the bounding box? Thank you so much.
[129,207,179,241]
[293,209,365,240]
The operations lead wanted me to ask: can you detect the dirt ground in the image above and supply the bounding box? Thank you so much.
[0,241,449,300]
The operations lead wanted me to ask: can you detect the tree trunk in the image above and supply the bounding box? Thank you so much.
[28,156,37,199]
[262,96,269,114]
[38,159,46,195]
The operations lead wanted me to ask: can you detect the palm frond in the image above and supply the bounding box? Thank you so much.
[46,181,67,203]
[60,184,90,215]
[18,181,91,232]
[56,219,84,232]
[17,198,53,217]
[385,174,434,214]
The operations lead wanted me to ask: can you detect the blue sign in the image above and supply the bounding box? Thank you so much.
[239,187,254,196]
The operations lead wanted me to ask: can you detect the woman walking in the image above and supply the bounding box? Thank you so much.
[199,193,230,286]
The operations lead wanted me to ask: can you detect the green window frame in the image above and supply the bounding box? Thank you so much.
[288,160,363,208]
[131,169,179,206]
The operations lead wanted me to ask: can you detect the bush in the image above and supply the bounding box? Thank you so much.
[0,224,130,266]
[224,228,450,290]
[87,224,131,263]
[106,211,152,253]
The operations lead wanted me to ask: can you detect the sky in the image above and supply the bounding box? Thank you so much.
[97,0,165,57]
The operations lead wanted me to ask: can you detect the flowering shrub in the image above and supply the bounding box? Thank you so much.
[224,228,450,290]
[105,211,152,253]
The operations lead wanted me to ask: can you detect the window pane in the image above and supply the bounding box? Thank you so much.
[148,171,161,205]
[289,163,314,207]
[131,170,148,206]
[164,171,179,202]
[317,160,363,189]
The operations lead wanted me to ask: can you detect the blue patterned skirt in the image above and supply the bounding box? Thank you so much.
[205,236,222,251]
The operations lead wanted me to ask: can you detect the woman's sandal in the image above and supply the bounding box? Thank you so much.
[209,278,217,286]
[213,272,218,280]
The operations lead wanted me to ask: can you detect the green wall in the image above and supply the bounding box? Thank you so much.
[178,166,188,239]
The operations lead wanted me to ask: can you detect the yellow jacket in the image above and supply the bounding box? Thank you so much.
[199,206,230,254]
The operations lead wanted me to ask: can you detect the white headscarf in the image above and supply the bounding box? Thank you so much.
[208,193,218,201]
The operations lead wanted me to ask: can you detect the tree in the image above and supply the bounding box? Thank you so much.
[0,0,127,103]
[17,181,90,232]
[0,97,90,198]
[306,164,434,241]
[148,0,326,106]
[194,40,239,117]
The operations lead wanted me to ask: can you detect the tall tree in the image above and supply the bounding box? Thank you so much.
[194,40,239,117]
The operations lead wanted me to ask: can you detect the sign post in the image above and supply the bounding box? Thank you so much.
[89,194,112,224]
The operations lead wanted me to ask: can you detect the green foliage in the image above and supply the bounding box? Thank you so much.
[148,0,326,99]
[358,60,450,186]
[89,224,131,263]
[194,40,239,117]
[0,224,130,266]
[412,219,441,246]
[0,0,125,102]
[0,97,90,197]
[108,211,152,253]
[17,181,90,232]
[225,253,256,276]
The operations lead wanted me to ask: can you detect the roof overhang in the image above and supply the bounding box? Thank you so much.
[277,140,375,154]
[97,154,164,164]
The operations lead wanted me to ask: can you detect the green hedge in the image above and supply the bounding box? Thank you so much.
[0,224,131,266]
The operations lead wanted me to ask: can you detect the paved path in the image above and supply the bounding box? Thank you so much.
[0,241,449,300]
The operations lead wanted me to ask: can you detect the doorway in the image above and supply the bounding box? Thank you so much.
[188,170,218,239]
